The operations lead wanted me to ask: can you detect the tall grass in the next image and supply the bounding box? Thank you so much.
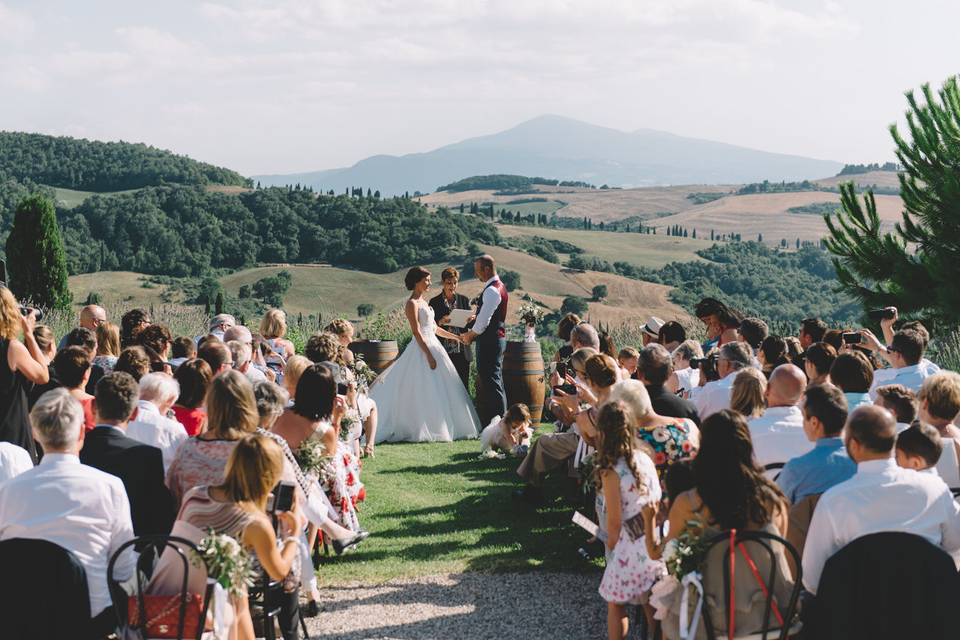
[41,303,209,342]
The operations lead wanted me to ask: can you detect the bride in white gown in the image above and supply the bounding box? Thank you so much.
[369,267,482,443]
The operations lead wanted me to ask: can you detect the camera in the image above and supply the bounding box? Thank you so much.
[689,354,717,369]
[19,306,43,322]
[842,332,862,345]
[553,382,576,396]
[868,307,897,321]
[266,481,295,514]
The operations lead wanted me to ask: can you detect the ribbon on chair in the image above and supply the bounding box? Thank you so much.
[679,571,705,640]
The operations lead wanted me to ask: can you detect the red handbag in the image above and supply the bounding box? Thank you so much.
[127,593,211,638]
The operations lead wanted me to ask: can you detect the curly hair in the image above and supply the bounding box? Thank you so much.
[137,323,172,357]
[305,332,343,365]
[593,401,648,497]
[324,318,354,340]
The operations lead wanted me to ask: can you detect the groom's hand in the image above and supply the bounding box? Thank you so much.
[461,331,477,345]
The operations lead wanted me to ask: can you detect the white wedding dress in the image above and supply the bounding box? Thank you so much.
[370,303,481,443]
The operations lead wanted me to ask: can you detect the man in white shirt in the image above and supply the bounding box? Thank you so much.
[693,341,753,420]
[748,364,811,467]
[227,339,267,384]
[802,405,960,594]
[461,254,509,423]
[195,313,235,345]
[863,329,934,400]
[0,388,136,631]
[127,372,188,473]
[0,442,33,484]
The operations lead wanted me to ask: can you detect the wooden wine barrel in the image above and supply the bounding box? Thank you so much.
[349,340,399,374]
[503,341,546,425]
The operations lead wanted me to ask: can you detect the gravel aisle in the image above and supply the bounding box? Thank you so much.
[304,572,607,639]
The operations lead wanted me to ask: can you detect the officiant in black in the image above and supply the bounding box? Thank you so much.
[429,267,472,388]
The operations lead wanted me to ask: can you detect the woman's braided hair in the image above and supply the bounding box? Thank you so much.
[593,400,647,496]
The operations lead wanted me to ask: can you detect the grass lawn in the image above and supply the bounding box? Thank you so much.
[318,428,602,585]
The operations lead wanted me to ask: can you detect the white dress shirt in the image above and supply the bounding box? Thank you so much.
[0,442,33,484]
[802,457,960,594]
[471,276,503,335]
[0,453,136,615]
[692,371,737,420]
[869,363,933,400]
[748,405,812,468]
[127,400,189,473]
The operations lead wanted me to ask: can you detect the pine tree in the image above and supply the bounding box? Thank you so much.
[824,76,960,323]
[5,194,72,309]
[215,291,224,315]
[758,233,763,243]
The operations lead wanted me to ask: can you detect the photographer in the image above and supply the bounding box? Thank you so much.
[860,326,935,399]
[666,339,703,396]
[691,342,752,420]
[0,286,49,463]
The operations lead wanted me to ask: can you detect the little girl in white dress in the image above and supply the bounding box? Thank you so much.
[480,403,532,457]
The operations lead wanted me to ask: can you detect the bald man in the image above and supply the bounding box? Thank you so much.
[802,405,960,594]
[747,363,810,467]
[58,305,107,350]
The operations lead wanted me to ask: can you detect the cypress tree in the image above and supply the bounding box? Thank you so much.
[215,291,224,315]
[5,194,72,309]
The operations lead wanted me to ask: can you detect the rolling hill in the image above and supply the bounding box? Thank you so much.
[253,115,842,196]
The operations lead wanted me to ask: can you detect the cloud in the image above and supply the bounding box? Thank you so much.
[0,3,34,43]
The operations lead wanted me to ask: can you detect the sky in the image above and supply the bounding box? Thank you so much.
[1,0,957,176]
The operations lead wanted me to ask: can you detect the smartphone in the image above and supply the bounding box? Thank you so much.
[555,361,568,378]
[868,308,897,321]
[553,383,577,396]
[842,332,862,345]
[268,481,295,513]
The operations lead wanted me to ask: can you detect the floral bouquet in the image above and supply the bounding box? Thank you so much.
[348,357,378,395]
[294,437,335,486]
[518,301,545,326]
[663,523,709,579]
[194,530,255,597]
[339,410,361,442]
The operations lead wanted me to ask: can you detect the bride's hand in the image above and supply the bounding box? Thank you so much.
[428,354,437,370]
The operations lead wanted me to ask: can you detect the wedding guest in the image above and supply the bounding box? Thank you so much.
[877,309,940,376]
[81,372,175,537]
[551,352,620,468]
[917,372,960,487]
[895,423,943,473]
[0,389,135,637]
[0,440,32,484]
[738,317,769,354]
[799,317,828,350]
[598,330,618,360]
[803,342,836,385]
[802,405,960,594]
[830,351,874,410]
[261,309,297,359]
[873,384,917,431]
[93,322,120,374]
[429,267,472,388]
[176,434,303,640]
[201,313,235,344]
[480,403,532,457]
[692,341,752,420]
[776,383,854,504]
[641,316,664,346]
[731,367,767,418]
[56,304,107,350]
[552,313,582,364]
[666,339,702,396]
[593,401,664,640]
[27,325,59,409]
[636,344,700,425]
[137,323,172,373]
[63,326,105,394]
[53,346,96,431]
[694,297,742,351]
[862,328,932,398]
[168,336,196,369]
[224,325,270,382]
[172,358,212,436]
[617,347,639,380]
[120,308,151,348]
[114,345,151,381]
[758,335,791,378]
[282,355,312,401]
[127,372,188,473]
[166,369,258,506]
[747,364,810,467]
[304,332,344,381]
[198,338,233,377]
[326,319,379,457]
[657,320,686,352]
[228,339,265,384]
[33,324,56,365]
[785,336,803,363]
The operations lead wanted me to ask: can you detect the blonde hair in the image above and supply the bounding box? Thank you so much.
[206,369,260,439]
[919,371,960,421]
[324,318,354,340]
[96,322,121,357]
[220,434,284,509]
[0,287,22,341]
[731,368,767,418]
[607,379,653,423]
[283,355,312,397]
[259,309,287,340]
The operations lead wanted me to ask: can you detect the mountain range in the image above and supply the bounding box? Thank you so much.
[253,115,843,195]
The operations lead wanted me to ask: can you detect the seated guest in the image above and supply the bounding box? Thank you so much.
[32,324,56,365]
[822,329,844,352]
[227,339,266,384]
[0,440,33,483]
[282,355,312,401]
[896,423,944,475]
[878,310,940,376]
[598,330,617,360]
[26,325,58,411]
[641,316,664,346]
[730,367,766,418]
[608,379,699,476]
[167,335,197,370]
[172,358,212,436]
[737,317,769,355]
[748,364,810,467]
[137,323,172,370]
[643,410,793,638]
[113,345,151,381]
[552,313,582,364]
[692,341,752,420]
[63,327,105,394]
[758,335,791,378]
[93,322,120,374]
[801,405,960,594]
[617,346,639,380]
[325,319,379,457]
[830,351,874,410]
[304,332,344,379]
[0,389,135,635]
[799,317,828,351]
[197,338,233,377]
[127,373,188,473]
[657,320,686,352]
[873,384,917,432]
[119,308,151,348]
[262,308,297,360]
[777,383,854,504]
[864,329,932,399]
[784,336,803,363]
[917,372,960,487]
[199,313,235,344]
[176,434,303,640]
[636,344,700,425]
[224,325,271,382]
[81,373,175,537]
[803,342,836,385]
[166,369,258,506]
[666,339,703,395]
[53,346,96,431]
[551,353,620,465]
[57,304,107,351]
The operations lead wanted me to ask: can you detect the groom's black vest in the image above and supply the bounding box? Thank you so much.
[477,278,509,340]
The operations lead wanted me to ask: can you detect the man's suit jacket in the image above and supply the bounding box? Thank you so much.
[646,384,701,426]
[80,426,175,537]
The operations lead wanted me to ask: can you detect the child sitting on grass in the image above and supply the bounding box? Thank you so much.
[895,423,943,475]
[480,403,532,457]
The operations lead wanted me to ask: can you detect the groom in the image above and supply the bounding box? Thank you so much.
[462,254,508,423]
